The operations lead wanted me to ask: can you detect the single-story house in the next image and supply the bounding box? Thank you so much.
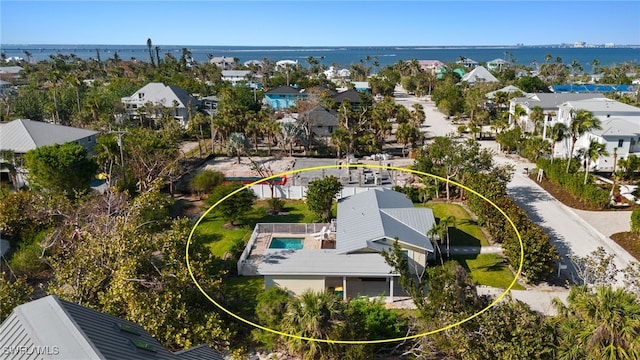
[0,295,223,360]
[461,66,498,85]
[240,188,436,302]
[0,119,99,189]
[0,65,23,78]
[264,85,307,110]
[121,82,200,128]
[486,85,525,100]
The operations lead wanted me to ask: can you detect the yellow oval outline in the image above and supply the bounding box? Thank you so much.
[187,163,524,344]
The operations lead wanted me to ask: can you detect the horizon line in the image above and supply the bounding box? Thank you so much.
[2,43,639,48]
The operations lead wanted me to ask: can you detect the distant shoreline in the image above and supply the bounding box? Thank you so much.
[2,44,639,49]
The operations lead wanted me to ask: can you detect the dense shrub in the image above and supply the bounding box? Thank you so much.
[632,209,640,234]
[537,158,610,208]
[465,172,559,282]
[189,169,224,198]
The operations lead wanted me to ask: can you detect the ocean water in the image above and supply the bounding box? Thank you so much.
[1,44,639,70]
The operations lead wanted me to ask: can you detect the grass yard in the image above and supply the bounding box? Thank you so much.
[454,254,525,290]
[196,199,317,258]
[417,202,490,246]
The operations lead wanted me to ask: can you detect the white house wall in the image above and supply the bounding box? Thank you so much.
[265,275,325,294]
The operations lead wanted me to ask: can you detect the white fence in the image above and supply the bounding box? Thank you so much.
[249,184,388,200]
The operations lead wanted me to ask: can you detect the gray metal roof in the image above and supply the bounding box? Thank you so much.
[0,66,23,74]
[265,85,301,95]
[336,188,435,254]
[0,295,223,360]
[0,119,98,154]
[511,93,605,110]
[301,106,339,127]
[563,98,640,113]
[257,249,397,276]
[221,70,251,78]
[592,118,640,137]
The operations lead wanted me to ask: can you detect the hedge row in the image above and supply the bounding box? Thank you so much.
[536,158,610,208]
[466,173,559,282]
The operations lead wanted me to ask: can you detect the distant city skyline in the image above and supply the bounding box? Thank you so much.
[1,1,639,47]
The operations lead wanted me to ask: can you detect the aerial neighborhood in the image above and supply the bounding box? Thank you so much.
[2,42,640,359]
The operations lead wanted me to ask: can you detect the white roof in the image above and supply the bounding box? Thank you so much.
[461,66,498,83]
[486,85,524,99]
[0,119,98,154]
[257,249,397,276]
[125,82,196,108]
[593,118,640,137]
[563,98,640,114]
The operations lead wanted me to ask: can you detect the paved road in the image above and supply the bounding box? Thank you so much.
[392,87,637,314]
[395,87,636,286]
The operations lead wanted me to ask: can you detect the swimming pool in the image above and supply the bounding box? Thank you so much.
[269,237,305,250]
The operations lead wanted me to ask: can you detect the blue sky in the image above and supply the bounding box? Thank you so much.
[1,1,639,46]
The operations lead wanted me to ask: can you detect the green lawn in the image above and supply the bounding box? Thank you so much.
[196,199,317,257]
[417,202,490,246]
[454,254,525,290]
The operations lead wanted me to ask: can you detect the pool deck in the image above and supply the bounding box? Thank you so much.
[239,232,334,276]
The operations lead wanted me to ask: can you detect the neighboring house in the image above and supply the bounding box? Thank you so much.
[264,85,306,110]
[0,79,12,93]
[0,295,223,360]
[121,82,200,128]
[460,66,498,85]
[417,60,445,74]
[201,95,220,117]
[0,119,98,188]
[332,89,364,109]
[509,93,605,135]
[587,118,640,172]
[239,188,436,302]
[555,98,640,170]
[486,58,512,71]
[323,66,351,79]
[221,70,251,85]
[456,57,479,68]
[486,85,525,100]
[209,56,236,69]
[298,105,339,138]
[351,81,371,94]
[0,65,23,79]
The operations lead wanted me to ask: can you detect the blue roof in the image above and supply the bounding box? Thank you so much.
[550,84,637,93]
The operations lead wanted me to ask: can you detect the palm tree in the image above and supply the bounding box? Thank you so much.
[565,109,602,173]
[591,59,600,74]
[226,132,248,164]
[23,50,31,64]
[548,122,567,163]
[396,123,420,158]
[529,106,545,135]
[553,286,640,359]
[583,138,608,185]
[427,226,444,267]
[279,122,303,156]
[146,38,155,67]
[281,291,344,359]
[440,216,456,258]
[512,104,527,131]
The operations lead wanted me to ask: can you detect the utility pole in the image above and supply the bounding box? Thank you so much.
[110,129,128,185]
